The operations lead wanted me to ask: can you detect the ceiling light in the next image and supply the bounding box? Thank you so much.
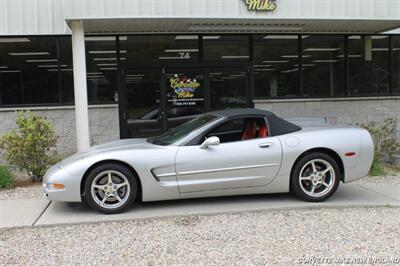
[254,64,272,67]
[158,56,190,60]
[281,68,298,74]
[47,68,73,72]
[175,35,198,40]
[255,69,275,71]
[125,74,145,77]
[337,54,361,58]
[0,38,31,43]
[263,60,289,63]
[165,49,199,53]
[371,36,388,40]
[93,57,125,61]
[221,55,249,59]
[100,67,117,70]
[0,70,21,73]
[38,64,67,68]
[93,58,116,61]
[294,64,315,67]
[305,48,340,52]
[9,52,49,56]
[264,35,298,40]
[97,63,117,66]
[281,55,311,58]
[85,36,116,41]
[89,50,127,54]
[313,60,339,63]
[203,36,221,40]
[372,48,389,52]
[0,66,8,69]
[349,36,361,40]
[26,59,58,63]
[263,35,309,40]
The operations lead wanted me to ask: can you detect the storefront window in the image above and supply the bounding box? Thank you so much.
[85,36,118,103]
[124,35,199,63]
[0,37,60,105]
[392,36,400,95]
[302,35,346,97]
[204,35,249,62]
[254,35,299,98]
[210,69,248,109]
[348,35,390,95]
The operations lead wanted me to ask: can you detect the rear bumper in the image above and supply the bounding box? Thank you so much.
[343,129,374,183]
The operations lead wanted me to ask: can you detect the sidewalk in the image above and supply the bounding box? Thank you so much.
[1,183,399,230]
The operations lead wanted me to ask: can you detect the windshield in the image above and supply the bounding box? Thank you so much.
[147,114,218,146]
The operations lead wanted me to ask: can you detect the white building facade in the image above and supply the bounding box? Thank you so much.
[0,0,400,156]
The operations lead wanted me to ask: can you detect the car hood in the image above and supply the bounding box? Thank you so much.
[59,138,157,167]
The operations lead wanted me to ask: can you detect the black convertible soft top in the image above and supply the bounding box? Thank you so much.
[210,108,301,136]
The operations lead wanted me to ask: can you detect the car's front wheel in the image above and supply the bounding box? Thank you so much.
[84,163,137,214]
[291,152,341,202]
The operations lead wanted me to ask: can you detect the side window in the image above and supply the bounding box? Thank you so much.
[206,116,269,144]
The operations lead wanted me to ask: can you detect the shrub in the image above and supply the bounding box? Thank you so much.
[0,111,58,182]
[360,118,400,162]
[0,165,14,189]
[369,156,386,177]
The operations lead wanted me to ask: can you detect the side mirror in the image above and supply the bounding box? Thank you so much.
[200,136,220,149]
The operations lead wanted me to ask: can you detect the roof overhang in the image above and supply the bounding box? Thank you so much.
[66,17,400,35]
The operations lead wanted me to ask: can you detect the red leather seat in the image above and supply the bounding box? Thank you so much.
[258,124,269,138]
[241,121,257,140]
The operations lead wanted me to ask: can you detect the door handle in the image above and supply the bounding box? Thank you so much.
[259,143,274,149]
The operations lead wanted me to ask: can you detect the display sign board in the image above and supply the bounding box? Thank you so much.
[169,74,204,106]
[242,0,277,12]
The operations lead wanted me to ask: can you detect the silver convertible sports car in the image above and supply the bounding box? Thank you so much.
[43,109,374,214]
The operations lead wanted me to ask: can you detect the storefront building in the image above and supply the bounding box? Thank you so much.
[0,0,400,156]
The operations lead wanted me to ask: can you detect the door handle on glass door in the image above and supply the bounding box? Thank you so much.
[259,143,274,149]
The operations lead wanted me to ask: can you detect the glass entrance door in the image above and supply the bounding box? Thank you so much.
[122,66,250,139]
[124,69,164,138]
[165,69,206,131]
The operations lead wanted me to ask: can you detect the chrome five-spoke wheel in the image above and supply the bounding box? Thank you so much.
[84,163,137,214]
[91,170,130,209]
[291,152,341,202]
[299,159,335,197]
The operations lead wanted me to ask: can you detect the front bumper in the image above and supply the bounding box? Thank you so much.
[42,163,82,202]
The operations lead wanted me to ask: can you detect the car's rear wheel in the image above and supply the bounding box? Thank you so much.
[84,163,137,214]
[291,152,341,202]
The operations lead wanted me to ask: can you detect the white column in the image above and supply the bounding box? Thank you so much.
[71,20,90,151]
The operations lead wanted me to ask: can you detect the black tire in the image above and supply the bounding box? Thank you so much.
[291,152,341,202]
[84,163,137,214]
